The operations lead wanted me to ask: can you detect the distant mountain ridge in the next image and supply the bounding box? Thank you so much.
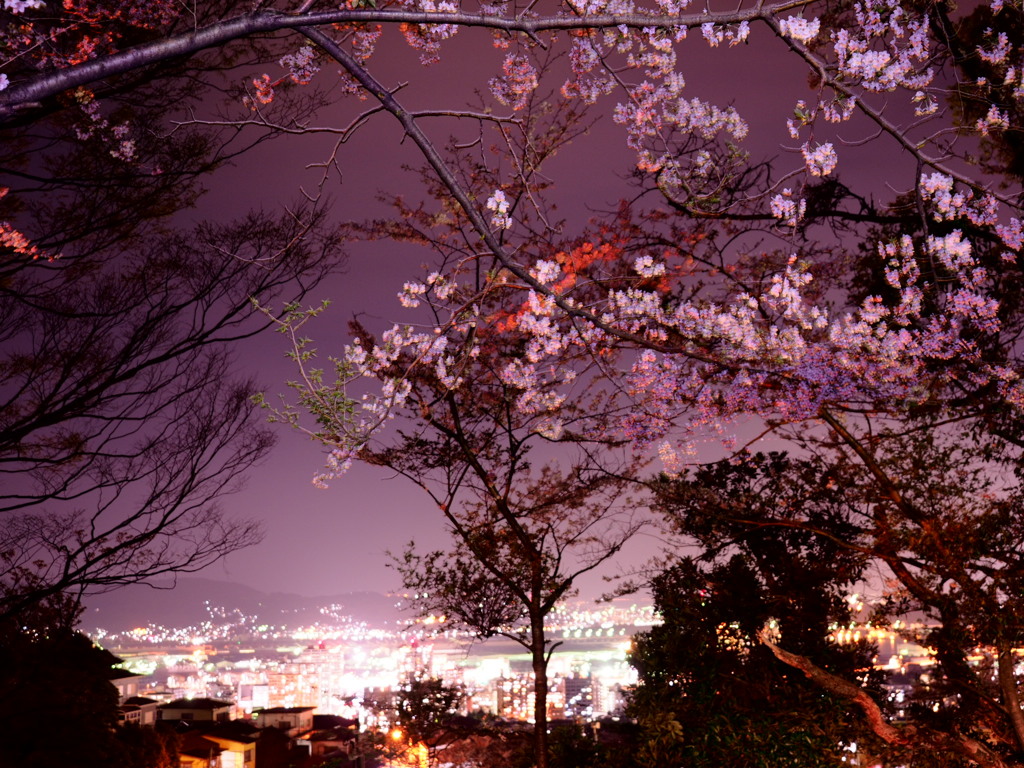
[81,577,401,634]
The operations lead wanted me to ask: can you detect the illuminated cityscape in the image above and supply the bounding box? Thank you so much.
[94,597,659,728]
[95,592,938,736]
[77,585,959,766]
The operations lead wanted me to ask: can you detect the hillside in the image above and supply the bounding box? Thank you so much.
[81,578,401,634]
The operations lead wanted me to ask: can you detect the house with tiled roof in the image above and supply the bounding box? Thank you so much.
[119,695,160,725]
[255,706,315,736]
[306,723,358,759]
[159,697,233,723]
[201,726,257,768]
[177,730,224,768]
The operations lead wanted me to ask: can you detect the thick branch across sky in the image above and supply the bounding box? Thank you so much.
[0,1,808,121]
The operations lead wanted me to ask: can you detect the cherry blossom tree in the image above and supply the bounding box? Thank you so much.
[3,0,1020,408]
[266,227,643,768]
[82,0,1009,485]
[281,4,1021,764]
[256,101,650,768]
[5,0,1024,761]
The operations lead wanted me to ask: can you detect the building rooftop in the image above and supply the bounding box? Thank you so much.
[107,667,143,681]
[123,696,160,706]
[160,697,233,710]
[178,732,224,759]
[202,728,258,746]
[258,706,315,714]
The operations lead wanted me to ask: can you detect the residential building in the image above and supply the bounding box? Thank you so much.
[255,705,315,737]
[159,697,234,723]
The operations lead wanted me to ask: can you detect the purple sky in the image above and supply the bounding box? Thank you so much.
[193,19,917,599]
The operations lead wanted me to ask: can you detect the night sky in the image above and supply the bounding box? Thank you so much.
[167,19,916,600]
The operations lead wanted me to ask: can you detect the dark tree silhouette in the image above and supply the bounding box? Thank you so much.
[639,440,1024,767]
[0,205,339,621]
[0,605,179,768]
[628,498,878,766]
[0,4,344,620]
[389,674,464,765]
[366,356,645,768]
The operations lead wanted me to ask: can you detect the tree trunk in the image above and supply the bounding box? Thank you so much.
[532,621,549,768]
[997,640,1024,753]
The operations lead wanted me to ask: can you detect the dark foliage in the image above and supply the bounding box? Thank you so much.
[0,615,178,768]
[629,555,879,768]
